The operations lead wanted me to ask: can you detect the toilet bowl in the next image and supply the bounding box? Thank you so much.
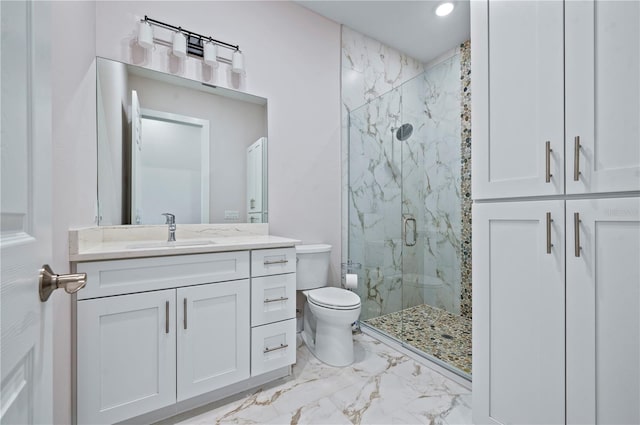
[296,244,361,367]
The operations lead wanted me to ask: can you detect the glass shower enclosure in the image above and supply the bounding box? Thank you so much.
[348,54,471,377]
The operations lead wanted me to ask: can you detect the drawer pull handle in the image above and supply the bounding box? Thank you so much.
[264,297,289,304]
[264,259,289,265]
[264,343,289,354]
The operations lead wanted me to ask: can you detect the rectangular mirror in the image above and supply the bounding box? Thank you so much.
[96,57,268,225]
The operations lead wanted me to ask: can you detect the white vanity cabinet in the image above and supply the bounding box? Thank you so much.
[75,252,250,425]
[249,248,297,377]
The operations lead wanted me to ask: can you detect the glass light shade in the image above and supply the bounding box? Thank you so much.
[173,32,187,58]
[138,21,153,49]
[203,42,219,68]
[231,50,244,74]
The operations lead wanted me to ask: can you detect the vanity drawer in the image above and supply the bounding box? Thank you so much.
[251,247,296,277]
[251,274,296,326]
[251,318,296,376]
[77,251,250,299]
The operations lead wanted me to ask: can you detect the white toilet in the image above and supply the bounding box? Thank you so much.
[296,244,361,367]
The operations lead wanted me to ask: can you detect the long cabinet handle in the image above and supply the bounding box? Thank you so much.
[165,301,169,334]
[183,298,188,330]
[545,141,553,183]
[264,297,289,304]
[574,136,581,181]
[264,259,288,265]
[574,213,582,257]
[264,343,288,354]
[546,212,553,254]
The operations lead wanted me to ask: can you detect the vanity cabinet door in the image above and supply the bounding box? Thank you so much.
[77,289,176,425]
[176,280,250,402]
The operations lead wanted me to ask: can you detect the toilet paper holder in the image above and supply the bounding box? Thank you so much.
[341,260,361,276]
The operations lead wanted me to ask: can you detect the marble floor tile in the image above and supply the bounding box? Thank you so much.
[172,333,471,425]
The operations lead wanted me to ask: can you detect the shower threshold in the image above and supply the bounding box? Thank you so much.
[364,304,472,378]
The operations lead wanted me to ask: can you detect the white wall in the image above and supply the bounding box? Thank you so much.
[50,2,341,423]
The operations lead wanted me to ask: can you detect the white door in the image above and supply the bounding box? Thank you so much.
[565,1,640,194]
[473,200,565,424]
[176,280,250,401]
[471,0,564,199]
[76,290,176,424]
[0,2,53,423]
[566,197,640,424]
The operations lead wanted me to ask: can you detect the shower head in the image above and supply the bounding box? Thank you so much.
[395,123,413,141]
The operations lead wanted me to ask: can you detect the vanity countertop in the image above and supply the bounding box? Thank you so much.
[69,225,300,262]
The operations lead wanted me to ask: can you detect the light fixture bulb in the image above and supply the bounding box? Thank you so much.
[231,50,245,74]
[435,2,455,17]
[138,21,153,49]
[173,31,187,58]
[204,41,219,68]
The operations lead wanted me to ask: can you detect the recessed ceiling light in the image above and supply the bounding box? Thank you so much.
[435,2,455,17]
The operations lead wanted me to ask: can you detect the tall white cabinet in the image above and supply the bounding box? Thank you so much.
[472,1,640,424]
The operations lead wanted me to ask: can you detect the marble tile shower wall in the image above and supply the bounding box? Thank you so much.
[343,25,466,320]
[341,26,425,320]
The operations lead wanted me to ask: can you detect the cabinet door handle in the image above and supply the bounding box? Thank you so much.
[574,212,582,257]
[165,301,169,334]
[264,296,289,304]
[183,297,188,330]
[545,141,553,183]
[264,343,288,354]
[546,212,553,254]
[574,136,581,181]
[264,259,288,265]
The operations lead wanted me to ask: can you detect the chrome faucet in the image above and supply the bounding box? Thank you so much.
[161,213,176,242]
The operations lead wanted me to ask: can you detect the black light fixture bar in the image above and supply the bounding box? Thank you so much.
[142,15,240,56]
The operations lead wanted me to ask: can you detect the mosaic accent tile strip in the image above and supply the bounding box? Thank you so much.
[365,303,472,375]
[459,40,473,321]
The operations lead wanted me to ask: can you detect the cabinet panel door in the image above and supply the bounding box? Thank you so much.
[473,201,564,424]
[566,198,640,424]
[566,1,640,194]
[472,0,564,199]
[176,280,250,401]
[77,290,176,425]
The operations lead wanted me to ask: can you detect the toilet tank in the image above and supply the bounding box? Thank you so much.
[296,244,331,290]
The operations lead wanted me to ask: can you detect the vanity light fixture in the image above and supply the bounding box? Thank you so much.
[138,16,243,72]
[435,2,455,17]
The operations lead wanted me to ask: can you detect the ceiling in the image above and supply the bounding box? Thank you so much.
[296,1,470,64]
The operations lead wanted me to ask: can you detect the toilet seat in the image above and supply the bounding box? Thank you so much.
[306,287,360,310]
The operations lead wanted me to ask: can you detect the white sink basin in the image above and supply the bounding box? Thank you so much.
[126,240,215,249]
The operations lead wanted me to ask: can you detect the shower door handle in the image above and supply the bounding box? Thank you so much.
[403,216,417,247]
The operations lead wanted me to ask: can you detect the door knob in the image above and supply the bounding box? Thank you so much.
[39,264,87,302]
